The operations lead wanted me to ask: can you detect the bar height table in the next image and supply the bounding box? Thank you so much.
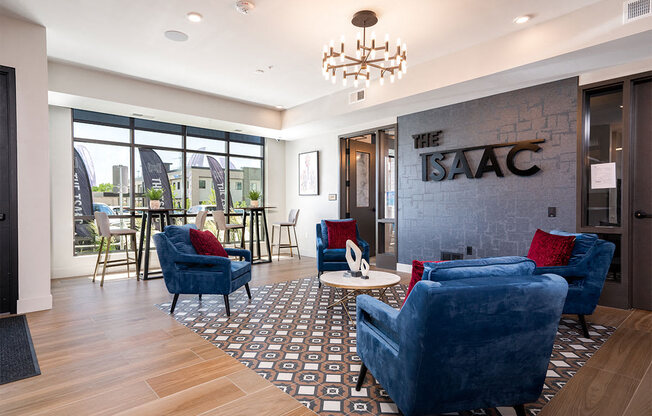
[127,207,175,280]
[241,206,275,264]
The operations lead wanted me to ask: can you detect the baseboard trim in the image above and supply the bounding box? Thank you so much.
[17,294,53,314]
[396,262,412,273]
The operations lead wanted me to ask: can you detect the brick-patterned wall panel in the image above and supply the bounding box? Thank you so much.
[397,77,578,264]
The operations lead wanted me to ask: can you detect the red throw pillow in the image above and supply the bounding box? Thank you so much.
[189,228,228,258]
[325,220,358,249]
[402,260,444,307]
[527,229,576,267]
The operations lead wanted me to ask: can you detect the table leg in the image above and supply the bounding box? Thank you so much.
[261,208,272,263]
[239,212,246,249]
[137,211,146,280]
[248,211,255,260]
[143,212,153,280]
[255,211,262,261]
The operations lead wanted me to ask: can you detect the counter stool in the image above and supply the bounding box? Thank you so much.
[93,212,139,287]
[213,211,245,248]
[195,210,208,231]
[271,209,300,260]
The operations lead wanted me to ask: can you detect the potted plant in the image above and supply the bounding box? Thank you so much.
[145,188,164,209]
[248,190,261,207]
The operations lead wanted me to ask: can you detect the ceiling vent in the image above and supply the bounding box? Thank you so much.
[349,89,366,104]
[623,0,651,23]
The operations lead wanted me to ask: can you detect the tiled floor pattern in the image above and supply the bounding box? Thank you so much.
[157,277,614,416]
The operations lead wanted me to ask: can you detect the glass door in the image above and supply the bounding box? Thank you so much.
[376,129,397,269]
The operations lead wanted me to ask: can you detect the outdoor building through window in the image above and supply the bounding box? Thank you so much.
[72,109,265,255]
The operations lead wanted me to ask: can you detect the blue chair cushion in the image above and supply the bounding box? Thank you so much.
[163,224,198,255]
[231,260,250,279]
[424,256,536,282]
[550,230,598,265]
[323,248,346,262]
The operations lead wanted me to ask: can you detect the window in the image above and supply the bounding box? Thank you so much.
[582,87,623,227]
[71,109,265,255]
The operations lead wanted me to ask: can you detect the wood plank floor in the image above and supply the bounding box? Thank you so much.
[1,256,649,415]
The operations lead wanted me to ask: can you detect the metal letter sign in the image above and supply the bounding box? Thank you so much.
[420,139,544,181]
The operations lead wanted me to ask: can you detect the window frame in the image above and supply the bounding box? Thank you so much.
[71,109,265,256]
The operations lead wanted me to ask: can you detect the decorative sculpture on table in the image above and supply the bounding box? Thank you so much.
[344,239,368,279]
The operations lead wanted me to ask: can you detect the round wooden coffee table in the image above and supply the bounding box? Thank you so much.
[320,270,401,321]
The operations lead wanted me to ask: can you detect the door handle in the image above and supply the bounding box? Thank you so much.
[0,213,5,221]
[634,210,649,219]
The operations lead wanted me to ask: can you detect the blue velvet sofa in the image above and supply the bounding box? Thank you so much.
[356,274,568,416]
[153,224,252,315]
[316,219,369,285]
[533,230,615,337]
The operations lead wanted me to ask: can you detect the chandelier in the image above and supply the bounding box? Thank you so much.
[322,10,407,88]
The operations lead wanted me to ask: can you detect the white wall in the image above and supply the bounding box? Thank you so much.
[0,15,52,313]
[284,133,341,258]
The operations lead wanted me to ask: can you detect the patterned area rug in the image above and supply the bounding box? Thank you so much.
[157,277,614,416]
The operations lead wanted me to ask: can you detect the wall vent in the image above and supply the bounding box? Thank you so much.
[623,0,651,23]
[348,89,366,104]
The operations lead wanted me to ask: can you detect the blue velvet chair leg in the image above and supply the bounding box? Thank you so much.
[578,314,590,338]
[198,294,202,300]
[224,295,231,316]
[170,293,179,314]
[355,363,368,391]
[245,283,252,299]
[515,404,526,416]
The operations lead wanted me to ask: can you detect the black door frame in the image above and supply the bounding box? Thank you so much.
[0,65,19,314]
[338,124,398,262]
[577,70,652,309]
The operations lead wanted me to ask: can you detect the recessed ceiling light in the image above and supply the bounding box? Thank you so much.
[186,12,203,23]
[275,105,284,109]
[164,30,189,42]
[513,15,531,24]
[255,69,265,74]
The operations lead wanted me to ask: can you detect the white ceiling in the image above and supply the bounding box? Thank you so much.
[0,0,602,108]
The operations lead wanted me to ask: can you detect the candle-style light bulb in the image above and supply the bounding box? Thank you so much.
[398,71,402,80]
[402,61,407,74]
[379,76,384,86]
[390,74,395,83]
[354,78,359,88]
[343,77,347,86]
[365,78,370,87]
[396,37,401,46]
[385,33,389,42]
[384,51,389,61]
[332,75,337,84]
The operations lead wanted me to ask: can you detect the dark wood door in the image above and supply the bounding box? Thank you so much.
[349,139,376,256]
[631,78,652,310]
[0,66,18,314]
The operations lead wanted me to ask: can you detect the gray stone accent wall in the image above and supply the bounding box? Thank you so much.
[397,77,578,264]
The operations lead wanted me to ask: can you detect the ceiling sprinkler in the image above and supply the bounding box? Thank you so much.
[235,1,255,15]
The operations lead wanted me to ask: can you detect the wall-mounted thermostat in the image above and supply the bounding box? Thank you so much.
[328,194,337,201]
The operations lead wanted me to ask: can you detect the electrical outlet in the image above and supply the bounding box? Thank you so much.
[548,207,557,218]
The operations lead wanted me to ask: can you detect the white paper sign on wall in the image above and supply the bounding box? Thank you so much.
[590,162,617,189]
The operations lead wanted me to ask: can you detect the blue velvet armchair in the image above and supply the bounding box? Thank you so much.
[153,224,252,315]
[356,274,568,416]
[533,230,615,338]
[316,219,369,285]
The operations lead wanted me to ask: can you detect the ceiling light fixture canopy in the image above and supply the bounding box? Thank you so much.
[322,10,407,88]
